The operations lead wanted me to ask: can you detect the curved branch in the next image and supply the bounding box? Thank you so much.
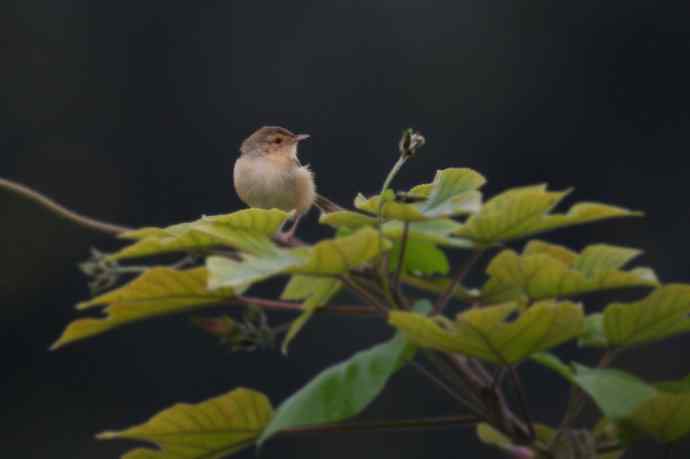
[0,177,132,235]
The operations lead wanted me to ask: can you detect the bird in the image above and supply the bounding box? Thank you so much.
[233,126,338,241]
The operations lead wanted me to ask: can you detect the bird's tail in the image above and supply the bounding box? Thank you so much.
[314,194,343,213]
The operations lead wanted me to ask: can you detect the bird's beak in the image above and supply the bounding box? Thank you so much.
[295,133,310,142]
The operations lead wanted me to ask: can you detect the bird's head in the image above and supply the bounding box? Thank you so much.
[240,126,310,158]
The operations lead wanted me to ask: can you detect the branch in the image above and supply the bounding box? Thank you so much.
[392,221,411,309]
[433,249,483,315]
[235,295,378,317]
[0,177,132,235]
[340,275,389,313]
[284,414,478,436]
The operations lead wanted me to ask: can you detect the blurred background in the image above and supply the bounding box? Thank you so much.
[2,1,690,458]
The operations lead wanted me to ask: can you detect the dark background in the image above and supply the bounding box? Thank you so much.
[2,1,690,458]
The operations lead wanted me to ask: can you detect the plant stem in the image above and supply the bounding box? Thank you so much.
[508,366,535,442]
[411,361,483,416]
[377,155,408,228]
[236,295,378,317]
[0,177,132,235]
[433,249,483,315]
[422,352,487,417]
[392,221,411,309]
[377,253,400,308]
[374,152,409,305]
[340,275,389,313]
[284,414,479,436]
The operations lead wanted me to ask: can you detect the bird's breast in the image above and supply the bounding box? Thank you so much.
[233,155,314,213]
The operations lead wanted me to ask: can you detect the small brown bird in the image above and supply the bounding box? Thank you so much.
[234,126,336,240]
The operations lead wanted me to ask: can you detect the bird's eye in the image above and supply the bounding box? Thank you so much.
[273,137,283,144]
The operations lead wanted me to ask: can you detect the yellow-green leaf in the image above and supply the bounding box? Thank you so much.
[294,227,391,274]
[579,313,609,347]
[354,168,485,221]
[320,214,473,249]
[318,210,377,229]
[603,285,690,347]
[481,241,658,304]
[280,276,343,353]
[52,268,238,349]
[388,300,584,364]
[98,388,272,459]
[111,209,290,260]
[624,375,690,443]
[354,190,428,221]
[477,423,556,456]
[455,185,640,245]
[207,227,389,290]
[417,168,486,217]
[206,247,305,290]
[388,239,450,276]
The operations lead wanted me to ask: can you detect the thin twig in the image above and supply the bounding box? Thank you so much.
[0,177,132,235]
[433,249,483,315]
[340,275,389,313]
[392,221,411,309]
[411,361,482,414]
[508,366,535,442]
[392,222,410,289]
[423,352,487,417]
[236,295,378,317]
[446,354,530,443]
[284,414,479,436]
[377,252,400,309]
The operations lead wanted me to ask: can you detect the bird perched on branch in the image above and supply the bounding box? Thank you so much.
[233,126,339,241]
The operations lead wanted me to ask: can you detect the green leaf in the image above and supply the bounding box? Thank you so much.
[258,332,413,445]
[111,209,290,260]
[623,374,690,443]
[52,268,238,349]
[384,220,472,249]
[280,276,343,353]
[532,357,687,444]
[533,356,658,422]
[570,364,657,421]
[480,241,658,304]
[476,423,512,450]
[207,247,305,290]
[207,227,389,290]
[354,168,485,221]
[530,352,574,381]
[319,214,473,249]
[408,168,486,198]
[603,285,690,347]
[579,313,609,348]
[388,238,450,276]
[98,388,272,459]
[455,185,641,245]
[318,210,377,229]
[388,300,584,364]
[294,227,391,274]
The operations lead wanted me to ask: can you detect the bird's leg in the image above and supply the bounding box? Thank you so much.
[276,213,303,244]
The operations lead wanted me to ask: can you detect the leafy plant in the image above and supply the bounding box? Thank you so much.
[6,129,690,458]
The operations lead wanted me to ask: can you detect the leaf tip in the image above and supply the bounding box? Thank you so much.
[95,430,118,440]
